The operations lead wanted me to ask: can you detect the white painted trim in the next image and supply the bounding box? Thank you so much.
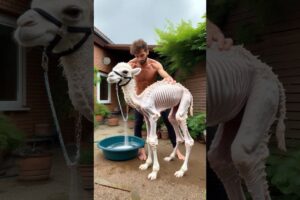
[96,72,111,104]
[0,15,27,111]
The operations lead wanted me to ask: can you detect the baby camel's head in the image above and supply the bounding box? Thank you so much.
[107,62,141,86]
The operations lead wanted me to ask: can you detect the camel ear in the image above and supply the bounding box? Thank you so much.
[132,68,141,76]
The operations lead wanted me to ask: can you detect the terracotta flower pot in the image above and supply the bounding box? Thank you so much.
[160,130,169,140]
[127,120,135,129]
[79,164,93,190]
[107,117,119,126]
[95,115,104,123]
[34,123,52,137]
[18,152,53,181]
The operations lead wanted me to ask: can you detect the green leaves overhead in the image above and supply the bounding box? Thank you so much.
[154,20,206,79]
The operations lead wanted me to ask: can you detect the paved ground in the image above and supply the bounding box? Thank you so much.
[0,146,92,200]
[94,120,206,200]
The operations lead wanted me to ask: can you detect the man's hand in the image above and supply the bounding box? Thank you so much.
[207,19,233,50]
[163,77,176,84]
[154,61,176,84]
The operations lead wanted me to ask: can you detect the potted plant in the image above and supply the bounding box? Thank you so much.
[106,114,119,126]
[94,103,110,123]
[160,125,169,140]
[187,112,206,142]
[79,148,93,190]
[17,146,53,181]
[0,115,24,164]
[127,114,135,129]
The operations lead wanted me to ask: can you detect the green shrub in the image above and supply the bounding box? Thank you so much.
[187,113,206,139]
[0,115,24,151]
[94,103,110,117]
[128,114,135,121]
[94,66,101,86]
[266,149,300,199]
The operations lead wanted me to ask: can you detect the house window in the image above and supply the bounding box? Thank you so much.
[97,72,111,104]
[0,15,26,111]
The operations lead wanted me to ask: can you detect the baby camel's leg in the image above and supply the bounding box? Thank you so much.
[139,116,153,170]
[174,93,194,177]
[207,119,246,200]
[164,105,184,162]
[147,115,160,180]
[231,78,279,200]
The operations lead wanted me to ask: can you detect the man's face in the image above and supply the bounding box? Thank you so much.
[135,49,149,65]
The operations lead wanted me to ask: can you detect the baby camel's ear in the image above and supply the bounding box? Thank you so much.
[132,68,141,76]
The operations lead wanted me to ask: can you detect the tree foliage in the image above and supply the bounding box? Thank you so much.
[154,20,206,79]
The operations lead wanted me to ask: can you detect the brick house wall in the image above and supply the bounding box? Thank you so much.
[94,44,119,112]
[182,63,206,113]
[220,2,300,147]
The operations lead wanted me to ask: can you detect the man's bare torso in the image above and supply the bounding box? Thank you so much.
[128,58,158,95]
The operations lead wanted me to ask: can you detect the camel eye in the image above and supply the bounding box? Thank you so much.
[122,70,128,75]
[63,7,82,19]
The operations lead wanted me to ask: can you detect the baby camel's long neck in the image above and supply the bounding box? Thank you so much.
[121,79,141,109]
[59,36,93,121]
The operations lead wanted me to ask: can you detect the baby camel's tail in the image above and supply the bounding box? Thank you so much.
[276,81,287,151]
[189,94,194,116]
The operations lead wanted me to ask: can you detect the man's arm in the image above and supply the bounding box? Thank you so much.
[154,62,176,84]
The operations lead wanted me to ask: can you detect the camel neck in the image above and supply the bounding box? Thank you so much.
[57,36,93,121]
[60,36,92,68]
[121,78,141,109]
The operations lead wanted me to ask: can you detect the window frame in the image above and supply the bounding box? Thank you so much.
[96,71,111,104]
[0,14,27,111]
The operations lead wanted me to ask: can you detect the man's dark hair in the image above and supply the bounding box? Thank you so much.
[130,39,148,55]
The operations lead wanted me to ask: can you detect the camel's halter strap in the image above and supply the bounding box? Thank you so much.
[42,49,81,167]
[113,70,132,121]
[113,70,132,87]
[32,8,92,57]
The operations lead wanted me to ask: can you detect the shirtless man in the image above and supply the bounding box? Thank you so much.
[128,39,185,161]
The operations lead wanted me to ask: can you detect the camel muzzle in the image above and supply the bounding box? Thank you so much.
[32,7,92,57]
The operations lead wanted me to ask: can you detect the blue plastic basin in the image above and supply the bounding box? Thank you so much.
[97,135,145,161]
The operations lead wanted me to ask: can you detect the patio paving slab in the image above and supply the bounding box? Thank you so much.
[94,120,206,200]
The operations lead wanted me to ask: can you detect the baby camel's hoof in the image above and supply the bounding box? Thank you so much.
[148,171,158,180]
[164,156,174,162]
[174,170,185,178]
[139,163,149,170]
